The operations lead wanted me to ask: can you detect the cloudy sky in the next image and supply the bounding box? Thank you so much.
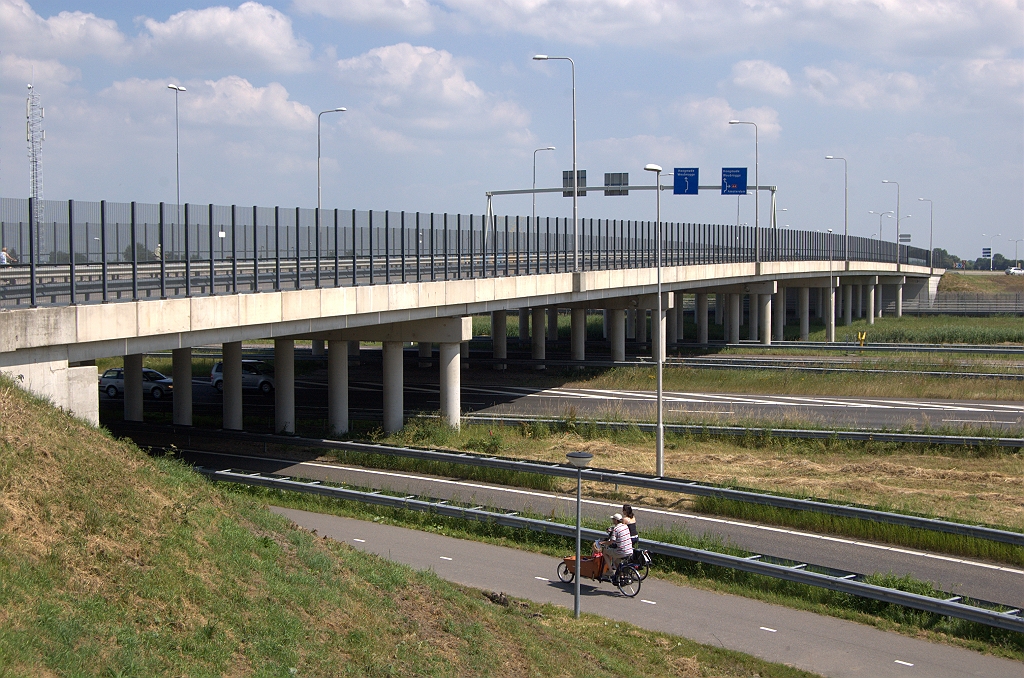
[0,0,1021,259]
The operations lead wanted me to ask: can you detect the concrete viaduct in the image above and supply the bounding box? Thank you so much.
[0,257,937,432]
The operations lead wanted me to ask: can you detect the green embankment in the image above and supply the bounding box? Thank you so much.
[0,376,815,677]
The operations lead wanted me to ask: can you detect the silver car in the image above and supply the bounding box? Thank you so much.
[210,360,275,394]
[99,367,174,399]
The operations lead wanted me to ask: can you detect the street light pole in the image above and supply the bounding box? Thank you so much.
[566,450,593,620]
[918,198,934,273]
[1009,239,1023,268]
[868,211,893,240]
[981,233,1002,270]
[533,55,578,271]
[644,163,664,477]
[826,156,847,264]
[729,120,758,263]
[167,84,186,229]
[533,146,555,226]
[882,180,901,267]
[827,229,834,343]
[317,108,347,213]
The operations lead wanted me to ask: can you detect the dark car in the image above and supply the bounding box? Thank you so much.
[99,368,174,399]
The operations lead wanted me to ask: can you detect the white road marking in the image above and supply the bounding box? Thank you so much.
[641,599,657,605]
[439,556,453,561]
[894,660,914,667]
[197,450,1024,577]
[352,538,366,543]
[760,626,777,633]
[942,419,1017,424]
[535,576,550,581]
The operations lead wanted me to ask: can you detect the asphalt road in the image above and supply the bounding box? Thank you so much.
[271,506,1023,678]
[184,449,1024,608]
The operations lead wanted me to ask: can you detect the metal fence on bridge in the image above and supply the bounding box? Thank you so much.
[0,197,929,308]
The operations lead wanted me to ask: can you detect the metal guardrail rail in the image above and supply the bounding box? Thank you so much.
[123,423,1024,546]
[200,468,1024,633]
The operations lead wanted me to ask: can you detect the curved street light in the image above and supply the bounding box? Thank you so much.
[533,55,579,271]
[644,162,664,478]
[167,84,186,228]
[729,120,758,262]
[317,107,347,213]
[868,210,893,240]
[881,180,901,267]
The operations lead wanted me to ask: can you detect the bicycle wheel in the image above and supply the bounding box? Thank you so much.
[556,562,574,583]
[634,561,649,581]
[616,566,641,597]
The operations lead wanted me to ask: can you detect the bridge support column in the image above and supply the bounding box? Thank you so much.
[519,309,529,347]
[311,339,325,357]
[461,342,469,370]
[328,339,349,435]
[875,284,883,318]
[382,341,404,433]
[602,310,609,339]
[491,310,507,370]
[826,286,836,343]
[123,353,144,422]
[637,309,647,348]
[867,284,876,325]
[609,309,625,361]
[815,288,823,319]
[799,287,810,341]
[896,284,903,318]
[626,309,636,339]
[531,307,546,369]
[349,340,361,364]
[748,295,759,341]
[715,294,723,325]
[843,285,853,326]
[856,285,863,318]
[772,290,784,342]
[418,342,432,368]
[676,292,686,342]
[274,339,295,435]
[759,295,772,345]
[222,341,243,431]
[570,308,586,361]
[666,306,678,345]
[172,348,192,426]
[439,342,461,429]
[547,307,559,341]
[697,293,709,345]
[729,294,741,344]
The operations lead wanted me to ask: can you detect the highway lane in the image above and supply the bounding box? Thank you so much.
[272,506,1023,678]
[184,449,1024,608]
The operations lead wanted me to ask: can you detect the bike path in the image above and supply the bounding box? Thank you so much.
[270,506,1021,678]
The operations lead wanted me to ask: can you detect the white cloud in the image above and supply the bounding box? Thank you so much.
[0,54,79,87]
[336,43,529,147]
[731,60,792,96]
[0,0,126,59]
[803,64,926,110]
[675,97,781,140]
[100,76,314,131]
[137,2,313,73]
[293,0,436,33]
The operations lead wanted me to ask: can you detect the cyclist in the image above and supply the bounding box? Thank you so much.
[598,513,633,578]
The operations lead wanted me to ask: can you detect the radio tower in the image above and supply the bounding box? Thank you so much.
[26,83,44,223]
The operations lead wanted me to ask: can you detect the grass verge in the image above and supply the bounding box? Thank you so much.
[234,484,1024,662]
[0,375,817,677]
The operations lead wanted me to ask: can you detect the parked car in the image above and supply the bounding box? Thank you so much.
[210,360,275,393]
[99,367,174,399]
[1005,267,1024,276]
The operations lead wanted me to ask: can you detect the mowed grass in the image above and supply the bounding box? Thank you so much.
[0,376,817,677]
[938,272,1024,294]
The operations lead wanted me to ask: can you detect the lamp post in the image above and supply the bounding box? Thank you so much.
[533,146,556,226]
[827,229,834,343]
[826,156,847,263]
[868,211,893,240]
[318,108,347,213]
[533,55,578,271]
[167,84,186,229]
[1010,239,1023,268]
[566,450,593,619]
[644,163,664,477]
[881,180,901,266]
[981,233,1002,270]
[918,198,934,273]
[729,120,758,262]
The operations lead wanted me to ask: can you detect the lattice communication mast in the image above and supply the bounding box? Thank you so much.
[26,83,44,222]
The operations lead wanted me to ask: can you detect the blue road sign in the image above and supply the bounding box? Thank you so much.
[982,247,992,257]
[722,167,747,195]
[674,168,698,195]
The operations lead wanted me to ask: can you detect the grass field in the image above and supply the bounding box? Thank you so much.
[0,376,818,677]
[938,272,1024,294]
